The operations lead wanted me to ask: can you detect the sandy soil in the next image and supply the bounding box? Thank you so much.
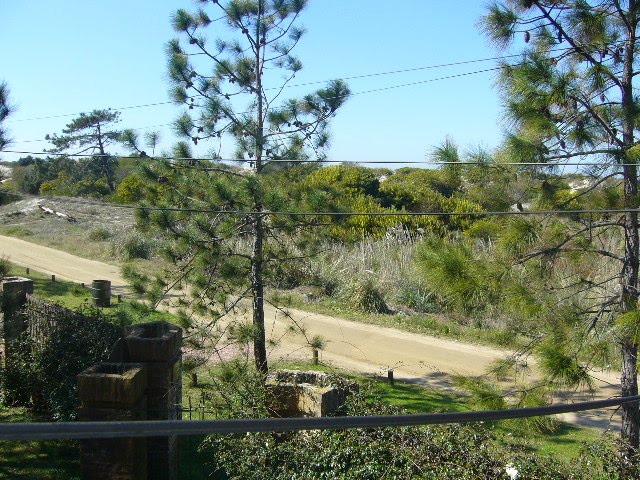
[0,234,624,430]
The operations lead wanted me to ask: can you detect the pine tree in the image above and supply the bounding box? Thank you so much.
[139,0,349,375]
[0,81,13,153]
[482,0,640,449]
[46,109,122,192]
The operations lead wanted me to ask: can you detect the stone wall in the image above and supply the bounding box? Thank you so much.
[266,370,356,418]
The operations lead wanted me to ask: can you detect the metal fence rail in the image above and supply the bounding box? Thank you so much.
[1,395,638,441]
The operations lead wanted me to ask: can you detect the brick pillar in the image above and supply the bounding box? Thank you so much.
[124,322,182,480]
[77,363,147,480]
[0,277,33,404]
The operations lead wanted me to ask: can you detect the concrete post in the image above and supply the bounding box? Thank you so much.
[0,277,33,404]
[124,322,182,480]
[77,363,147,480]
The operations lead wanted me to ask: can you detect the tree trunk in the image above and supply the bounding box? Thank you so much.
[251,0,268,375]
[620,165,639,450]
[251,215,267,375]
[96,123,115,193]
[620,5,639,449]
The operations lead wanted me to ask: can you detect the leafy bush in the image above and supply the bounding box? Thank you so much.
[88,226,113,241]
[395,281,438,313]
[344,279,390,314]
[205,384,587,480]
[3,300,121,420]
[415,237,504,314]
[114,173,145,203]
[111,232,154,260]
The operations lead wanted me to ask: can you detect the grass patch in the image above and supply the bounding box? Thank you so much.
[0,226,33,237]
[0,406,79,479]
[9,264,92,310]
[7,263,183,327]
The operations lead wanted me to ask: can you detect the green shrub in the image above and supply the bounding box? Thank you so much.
[88,226,113,241]
[464,219,502,242]
[395,280,438,313]
[0,226,33,237]
[114,173,145,203]
[4,301,121,420]
[111,232,154,260]
[205,385,583,480]
[346,279,390,314]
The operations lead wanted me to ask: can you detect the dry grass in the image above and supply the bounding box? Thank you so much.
[0,196,136,261]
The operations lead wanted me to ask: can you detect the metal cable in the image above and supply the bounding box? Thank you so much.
[1,395,638,441]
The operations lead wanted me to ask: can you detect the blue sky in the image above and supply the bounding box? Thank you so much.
[1,1,511,166]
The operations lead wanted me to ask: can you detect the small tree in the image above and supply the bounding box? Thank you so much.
[46,109,122,192]
[137,0,349,374]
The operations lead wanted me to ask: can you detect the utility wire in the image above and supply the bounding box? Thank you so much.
[4,191,637,218]
[8,39,622,124]
[0,149,430,164]
[432,161,633,167]
[7,65,500,134]
[0,395,637,441]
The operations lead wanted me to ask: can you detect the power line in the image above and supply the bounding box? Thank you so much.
[5,191,638,218]
[10,38,614,125]
[432,161,634,167]
[7,64,500,128]
[0,395,637,441]
[0,149,428,164]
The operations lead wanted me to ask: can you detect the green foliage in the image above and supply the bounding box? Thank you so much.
[575,434,640,480]
[111,232,154,260]
[0,81,13,152]
[614,310,640,345]
[305,165,381,198]
[537,340,593,390]
[88,226,113,241]
[452,376,507,411]
[395,280,438,313]
[496,218,539,257]
[10,156,76,195]
[344,278,390,314]
[46,110,122,193]
[379,170,447,211]
[114,173,145,203]
[4,301,121,420]
[205,384,588,479]
[416,237,504,314]
[464,219,502,242]
[151,0,352,373]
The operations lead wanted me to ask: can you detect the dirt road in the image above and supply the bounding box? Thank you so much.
[0,235,622,429]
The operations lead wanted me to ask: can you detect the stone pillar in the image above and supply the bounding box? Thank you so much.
[0,277,33,404]
[124,322,182,480]
[77,363,147,480]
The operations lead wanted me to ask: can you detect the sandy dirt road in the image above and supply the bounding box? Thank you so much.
[0,234,623,429]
